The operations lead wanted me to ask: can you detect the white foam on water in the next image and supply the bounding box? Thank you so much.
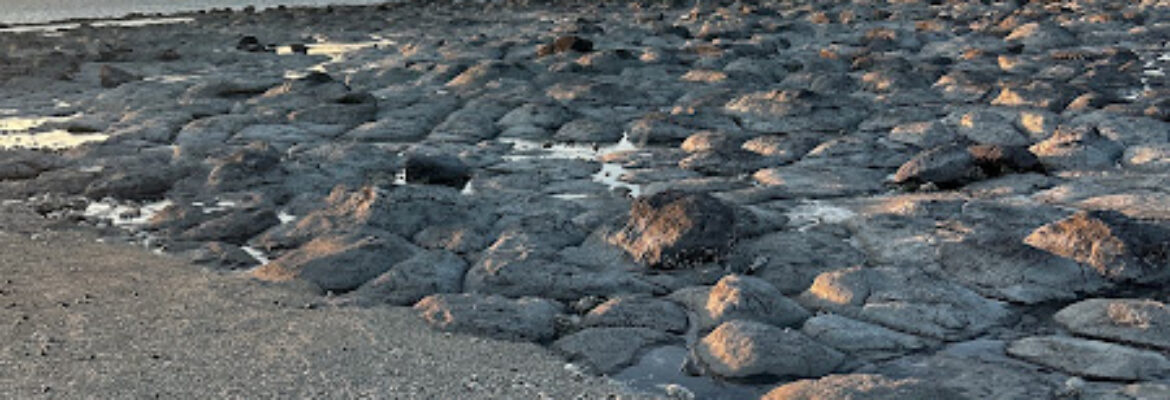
[459,180,477,196]
[240,246,271,265]
[84,199,173,228]
[592,163,641,198]
[277,211,296,224]
[144,74,198,83]
[550,193,590,201]
[500,133,644,197]
[200,200,238,214]
[786,200,856,231]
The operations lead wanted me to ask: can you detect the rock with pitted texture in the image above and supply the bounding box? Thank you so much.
[607,190,736,269]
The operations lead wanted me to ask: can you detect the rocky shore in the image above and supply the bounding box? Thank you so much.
[2,0,1170,398]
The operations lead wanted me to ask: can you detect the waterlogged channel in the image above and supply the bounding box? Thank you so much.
[0,114,109,150]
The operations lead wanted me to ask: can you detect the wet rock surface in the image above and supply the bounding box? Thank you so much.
[4,0,1170,397]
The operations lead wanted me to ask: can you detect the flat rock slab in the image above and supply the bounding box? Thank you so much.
[1025,210,1170,283]
[414,293,562,343]
[553,327,676,374]
[1055,299,1170,350]
[581,295,689,334]
[1007,336,1170,381]
[252,229,420,292]
[753,165,888,198]
[801,314,934,362]
[698,275,810,331]
[800,266,1013,341]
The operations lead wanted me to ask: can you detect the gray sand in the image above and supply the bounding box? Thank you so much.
[0,205,652,399]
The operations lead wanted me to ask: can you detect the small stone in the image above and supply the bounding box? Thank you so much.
[99,65,139,88]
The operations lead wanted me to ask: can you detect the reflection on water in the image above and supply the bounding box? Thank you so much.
[0,114,77,132]
[84,199,172,229]
[0,114,107,150]
[0,130,109,150]
[786,200,857,231]
[500,134,644,198]
[278,37,396,80]
[0,17,194,33]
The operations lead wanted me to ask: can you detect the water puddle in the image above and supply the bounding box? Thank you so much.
[0,114,77,131]
[277,37,396,80]
[785,200,857,231]
[84,199,172,229]
[0,130,109,150]
[0,17,194,34]
[499,134,643,198]
[0,113,108,150]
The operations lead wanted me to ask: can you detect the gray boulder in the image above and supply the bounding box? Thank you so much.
[0,149,62,181]
[349,250,468,306]
[252,229,419,292]
[892,144,981,188]
[1029,126,1123,171]
[724,89,866,134]
[726,228,864,294]
[582,295,688,334]
[414,293,562,342]
[1024,210,1170,283]
[403,152,471,188]
[607,191,736,269]
[1055,299,1170,350]
[799,266,1013,341]
[863,339,1057,399]
[801,314,933,361]
[697,275,810,331]
[466,230,656,300]
[953,110,1030,146]
[693,319,844,379]
[1005,22,1077,52]
[554,118,622,143]
[179,208,280,245]
[753,164,888,198]
[553,327,676,374]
